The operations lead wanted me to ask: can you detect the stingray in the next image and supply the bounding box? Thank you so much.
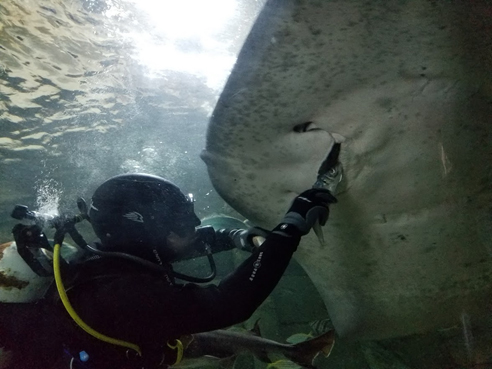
[201,0,492,340]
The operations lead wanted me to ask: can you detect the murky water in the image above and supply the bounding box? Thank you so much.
[1,1,492,369]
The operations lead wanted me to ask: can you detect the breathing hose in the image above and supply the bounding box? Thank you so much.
[54,234,184,365]
[53,242,143,356]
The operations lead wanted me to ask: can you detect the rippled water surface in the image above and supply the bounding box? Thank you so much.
[0,0,262,238]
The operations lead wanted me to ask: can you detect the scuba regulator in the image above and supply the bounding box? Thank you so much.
[10,201,88,278]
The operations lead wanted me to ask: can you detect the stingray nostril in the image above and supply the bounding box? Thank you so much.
[293,121,321,132]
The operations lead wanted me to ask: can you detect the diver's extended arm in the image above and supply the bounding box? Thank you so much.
[173,189,337,333]
[71,189,337,341]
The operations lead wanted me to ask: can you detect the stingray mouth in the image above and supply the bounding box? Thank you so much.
[293,121,322,133]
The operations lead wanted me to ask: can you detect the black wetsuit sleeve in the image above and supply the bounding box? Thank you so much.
[168,231,301,335]
[67,231,302,345]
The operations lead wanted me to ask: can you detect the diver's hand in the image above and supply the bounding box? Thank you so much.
[274,189,337,236]
[225,227,270,251]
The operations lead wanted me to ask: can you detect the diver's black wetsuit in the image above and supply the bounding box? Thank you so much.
[13,229,301,369]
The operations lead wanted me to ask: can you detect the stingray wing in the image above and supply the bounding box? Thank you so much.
[203,0,492,340]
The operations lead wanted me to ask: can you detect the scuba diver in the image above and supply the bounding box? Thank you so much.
[2,173,337,369]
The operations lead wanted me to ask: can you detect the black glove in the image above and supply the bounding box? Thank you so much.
[273,188,337,237]
[218,227,270,252]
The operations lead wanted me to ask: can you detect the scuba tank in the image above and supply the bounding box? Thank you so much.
[0,205,83,303]
[0,239,82,303]
[0,240,53,303]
